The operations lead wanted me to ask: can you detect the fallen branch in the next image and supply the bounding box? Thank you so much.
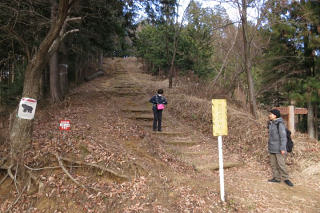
[55,153,89,192]
[58,156,129,180]
[84,70,104,81]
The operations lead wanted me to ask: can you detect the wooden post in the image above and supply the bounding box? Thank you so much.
[288,105,295,135]
[274,106,307,136]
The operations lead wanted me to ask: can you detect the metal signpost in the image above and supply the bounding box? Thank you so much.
[212,99,228,202]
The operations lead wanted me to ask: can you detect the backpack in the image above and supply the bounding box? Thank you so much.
[155,95,165,110]
[276,123,294,153]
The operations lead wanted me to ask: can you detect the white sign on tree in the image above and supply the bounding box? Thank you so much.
[18,97,37,120]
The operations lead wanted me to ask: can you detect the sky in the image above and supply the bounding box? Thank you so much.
[178,0,260,23]
[134,0,260,24]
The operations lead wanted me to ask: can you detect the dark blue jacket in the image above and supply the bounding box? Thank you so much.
[149,94,167,111]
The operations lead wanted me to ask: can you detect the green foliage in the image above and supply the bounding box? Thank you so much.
[259,0,320,107]
[135,24,169,73]
[0,60,26,106]
[134,1,228,78]
[0,0,138,104]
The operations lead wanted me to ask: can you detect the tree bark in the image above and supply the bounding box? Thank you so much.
[168,46,176,88]
[50,0,63,103]
[314,104,318,140]
[9,0,74,178]
[307,99,315,139]
[98,50,103,71]
[241,0,258,118]
[50,51,63,103]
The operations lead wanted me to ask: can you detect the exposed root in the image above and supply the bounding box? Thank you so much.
[59,155,129,181]
[4,164,21,193]
[7,164,14,181]
[26,170,44,194]
[0,157,7,167]
[14,164,20,193]
[55,153,90,192]
[0,173,8,185]
[24,164,82,171]
[5,185,27,213]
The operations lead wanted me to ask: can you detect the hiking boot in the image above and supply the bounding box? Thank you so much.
[268,178,281,183]
[284,179,294,187]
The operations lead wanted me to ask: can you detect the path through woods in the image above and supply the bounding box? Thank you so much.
[0,57,319,212]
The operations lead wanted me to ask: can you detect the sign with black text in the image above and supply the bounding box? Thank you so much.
[212,99,228,136]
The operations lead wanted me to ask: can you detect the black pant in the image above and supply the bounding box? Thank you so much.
[153,109,163,131]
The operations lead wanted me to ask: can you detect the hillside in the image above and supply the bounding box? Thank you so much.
[1,57,320,212]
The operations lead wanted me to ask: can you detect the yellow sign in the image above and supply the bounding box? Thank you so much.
[212,99,228,136]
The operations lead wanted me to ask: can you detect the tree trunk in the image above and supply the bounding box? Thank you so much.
[241,0,258,118]
[169,21,178,88]
[307,99,315,139]
[168,51,176,88]
[11,63,15,83]
[0,88,4,129]
[314,104,318,140]
[98,50,103,70]
[9,0,74,179]
[50,51,63,103]
[10,58,45,178]
[39,71,44,100]
[49,0,63,103]
[59,64,68,96]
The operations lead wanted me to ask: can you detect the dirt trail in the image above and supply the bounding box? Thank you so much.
[106,57,320,212]
[1,57,319,212]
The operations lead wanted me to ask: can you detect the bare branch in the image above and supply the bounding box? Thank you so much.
[48,28,79,54]
[66,17,81,22]
[3,28,31,60]
[61,29,79,40]
[212,27,240,85]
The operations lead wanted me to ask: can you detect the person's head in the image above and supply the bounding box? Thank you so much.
[157,89,163,94]
[269,109,280,120]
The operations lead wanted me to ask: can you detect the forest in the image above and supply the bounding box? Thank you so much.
[0,0,320,212]
[2,0,319,141]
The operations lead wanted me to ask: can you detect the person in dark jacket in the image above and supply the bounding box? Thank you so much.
[268,109,294,187]
[149,89,167,131]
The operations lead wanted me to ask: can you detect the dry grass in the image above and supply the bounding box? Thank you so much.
[164,84,269,163]
[137,61,320,167]
[1,57,320,212]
